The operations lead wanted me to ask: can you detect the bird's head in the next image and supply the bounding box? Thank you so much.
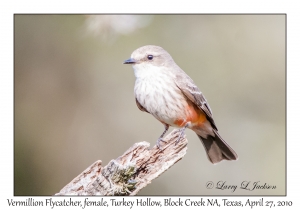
[123,45,174,67]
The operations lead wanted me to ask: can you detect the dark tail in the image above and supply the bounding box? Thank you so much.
[197,130,238,164]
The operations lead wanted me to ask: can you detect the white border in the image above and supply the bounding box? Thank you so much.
[1,0,299,209]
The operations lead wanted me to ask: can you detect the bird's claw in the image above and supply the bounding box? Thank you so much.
[176,125,187,145]
[156,137,166,150]
[175,135,184,145]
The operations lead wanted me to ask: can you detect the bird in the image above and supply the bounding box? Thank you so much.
[123,45,238,164]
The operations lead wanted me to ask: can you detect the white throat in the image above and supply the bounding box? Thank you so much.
[132,63,171,80]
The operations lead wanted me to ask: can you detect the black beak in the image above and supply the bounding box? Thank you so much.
[123,58,136,64]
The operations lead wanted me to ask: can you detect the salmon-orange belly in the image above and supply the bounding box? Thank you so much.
[174,102,207,127]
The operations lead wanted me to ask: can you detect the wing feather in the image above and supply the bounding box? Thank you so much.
[175,74,218,130]
[135,97,149,113]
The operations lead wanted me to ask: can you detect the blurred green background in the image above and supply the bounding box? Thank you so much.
[14,15,285,195]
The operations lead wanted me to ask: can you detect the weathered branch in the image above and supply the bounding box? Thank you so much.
[55,129,188,196]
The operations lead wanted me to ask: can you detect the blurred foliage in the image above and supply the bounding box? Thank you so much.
[14,15,285,195]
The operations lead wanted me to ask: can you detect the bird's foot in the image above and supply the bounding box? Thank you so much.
[175,124,188,145]
[156,137,167,150]
[156,124,169,150]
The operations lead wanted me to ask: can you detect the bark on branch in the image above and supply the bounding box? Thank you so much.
[55,129,188,196]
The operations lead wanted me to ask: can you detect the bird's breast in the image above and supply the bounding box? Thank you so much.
[134,69,189,127]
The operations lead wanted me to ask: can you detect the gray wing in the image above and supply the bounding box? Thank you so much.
[135,97,150,113]
[175,74,218,130]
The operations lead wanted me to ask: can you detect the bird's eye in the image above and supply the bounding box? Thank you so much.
[147,55,153,60]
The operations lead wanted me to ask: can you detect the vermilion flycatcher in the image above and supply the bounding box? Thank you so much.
[123,45,238,164]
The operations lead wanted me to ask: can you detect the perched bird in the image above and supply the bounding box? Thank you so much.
[123,45,237,164]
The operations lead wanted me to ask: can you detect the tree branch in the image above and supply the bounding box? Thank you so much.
[55,129,188,196]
